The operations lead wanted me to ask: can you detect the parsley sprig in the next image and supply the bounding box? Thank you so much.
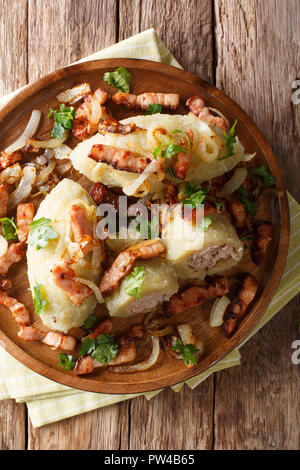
[103,66,131,92]
[33,283,46,316]
[199,216,212,232]
[124,266,145,300]
[218,120,237,160]
[80,334,118,366]
[131,214,159,239]
[0,217,17,240]
[180,182,210,209]
[171,338,199,366]
[27,217,58,250]
[153,129,191,159]
[250,165,275,187]
[83,313,98,330]
[236,186,258,215]
[48,104,75,139]
[58,353,77,370]
[146,103,162,115]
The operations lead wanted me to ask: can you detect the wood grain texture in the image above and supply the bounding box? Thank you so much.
[0,0,28,95]
[213,0,300,450]
[214,298,300,450]
[119,0,214,81]
[28,401,129,450]
[0,400,25,450]
[0,0,28,449]
[130,384,214,450]
[28,0,117,81]
[214,0,300,199]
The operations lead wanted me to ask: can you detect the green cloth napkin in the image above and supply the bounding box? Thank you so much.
[0,28,299,427]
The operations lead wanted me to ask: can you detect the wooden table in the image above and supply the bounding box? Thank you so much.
[0,0,299,450]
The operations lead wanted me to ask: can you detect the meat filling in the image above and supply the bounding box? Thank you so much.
[186,244,239,272]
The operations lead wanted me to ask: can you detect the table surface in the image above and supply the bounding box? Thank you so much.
[0,0,299,451]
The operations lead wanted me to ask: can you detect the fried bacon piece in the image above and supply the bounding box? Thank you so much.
[18,326,76,351]
[70,204,96,256]
[0,183,9,218]
[85,318,113,340]
[163,179,177,206]
[112,92,179,111]
[88,144,152,173]
[172,129,194,180]
[74,327,139,375]
[16,203,34,242]
[52,265,93,306]
[186,96,228,131]
[99,116,137,135]
[0,291,30,325]
[0,242,26,275]
[100,239,166,297]
[89,182,120,213]
[0,150,22,170]
[0,278,12,290]
[251,221,273,265]
[222,274,258,337]
[227,197,247,230]
[73,88,109,140]
[167,276,229,315]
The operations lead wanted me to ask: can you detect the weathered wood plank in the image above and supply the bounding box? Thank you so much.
[214,299,300,450]
[0,0,28,95]
[130,384,214,450]
[28,401,129,450]
[0,400,25,450]
[0,0,28,450]
[214,0,300,198]
[119,0,215,450]
[28,0,117,81]
[119,0,214,82]
[214,0,300,449]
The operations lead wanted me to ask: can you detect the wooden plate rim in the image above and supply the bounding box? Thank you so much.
[0,58,290,394]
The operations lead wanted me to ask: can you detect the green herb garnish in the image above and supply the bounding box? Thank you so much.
[132,214,159,239]
[250,165,275,187]
[124,266,145,300]
[91,334,118,365]
[236,186,258,215]
[218,120,237,160]
[27,217,58,250]
[165,167,177,178]
[79,337,96,356]
[146,103,162,115]
[48,104,75,139]
[153,129,191,159]
[83,313,98,330]
[180,182,209,209]
[199,216,212,232]
[0,217,17,240]
[214,200,223,211]
[33,283,46,316]
[171,338,199,366]
[103,66,131,92]
[58,353,77,370]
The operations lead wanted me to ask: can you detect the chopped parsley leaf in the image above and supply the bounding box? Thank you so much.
[103,66,131,92]
[145,103,162,115]
[171,338,199,366]
[0,217,17,240]
[218,119,237,160]
[124,266,145,300]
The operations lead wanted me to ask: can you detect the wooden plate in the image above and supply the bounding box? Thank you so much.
[0,59,289,394]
